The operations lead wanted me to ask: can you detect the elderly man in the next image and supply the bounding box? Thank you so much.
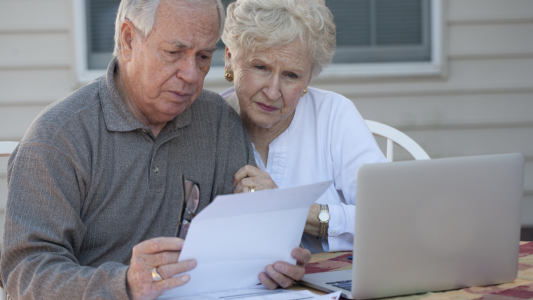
[0,0,311,299]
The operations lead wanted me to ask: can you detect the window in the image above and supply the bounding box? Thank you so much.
[217,0,432,65]
[328,0,431,64]
[85,0,120,70]
[74,0,442,82]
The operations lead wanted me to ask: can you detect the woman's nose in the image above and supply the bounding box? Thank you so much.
[262,77,281,101]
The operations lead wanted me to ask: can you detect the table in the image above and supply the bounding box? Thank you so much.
[292,241,533,299]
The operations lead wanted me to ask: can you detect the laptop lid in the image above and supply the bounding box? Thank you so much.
[352,153,525,299]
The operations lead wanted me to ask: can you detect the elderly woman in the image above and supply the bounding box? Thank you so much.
[221,0,387,253]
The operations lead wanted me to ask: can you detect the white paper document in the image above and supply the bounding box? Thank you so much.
[167,287,341,300]
[159,181,333,299]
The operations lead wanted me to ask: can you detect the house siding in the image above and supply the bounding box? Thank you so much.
[0,0,75,240]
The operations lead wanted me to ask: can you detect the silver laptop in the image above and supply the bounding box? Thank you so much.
[300,153,525,299]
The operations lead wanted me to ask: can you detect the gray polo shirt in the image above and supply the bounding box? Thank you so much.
[1,59,254,299]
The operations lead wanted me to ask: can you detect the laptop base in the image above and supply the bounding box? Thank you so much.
[300,270,354,299]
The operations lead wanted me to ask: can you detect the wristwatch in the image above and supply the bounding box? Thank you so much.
[317,204,330,239]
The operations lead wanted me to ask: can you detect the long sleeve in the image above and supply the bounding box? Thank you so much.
[323,96,387,252]
[2,142,131,300]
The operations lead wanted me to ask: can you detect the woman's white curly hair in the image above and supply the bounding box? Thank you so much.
[222,0,336,77]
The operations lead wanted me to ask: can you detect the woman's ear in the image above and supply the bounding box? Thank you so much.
[224,47,232,69]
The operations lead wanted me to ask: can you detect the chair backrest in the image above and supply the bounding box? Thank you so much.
[365,120,430,162]
[0,142,18,299]
[0,141,19,157]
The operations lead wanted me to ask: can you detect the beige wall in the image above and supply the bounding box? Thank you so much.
[1,0,532,241]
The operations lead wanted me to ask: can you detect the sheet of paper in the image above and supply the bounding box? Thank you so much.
[166,286,341,300]
[159,181,333,299]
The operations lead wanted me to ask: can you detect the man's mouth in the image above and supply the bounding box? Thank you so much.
[169,91,191,102]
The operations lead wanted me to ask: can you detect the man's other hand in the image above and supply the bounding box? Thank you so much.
[259,248,312,289]
[127,237,197,300]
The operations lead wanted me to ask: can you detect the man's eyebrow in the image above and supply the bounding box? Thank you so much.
[171,41,217,53]
[203,46,218,53]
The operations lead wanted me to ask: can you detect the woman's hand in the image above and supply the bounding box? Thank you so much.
[233,165,278,193]
[304,203,325,238]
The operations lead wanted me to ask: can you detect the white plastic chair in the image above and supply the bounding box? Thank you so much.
[0,142,18,157]
[0,142,17,300]
[365,120,430,162]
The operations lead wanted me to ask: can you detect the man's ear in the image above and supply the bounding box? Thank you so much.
[120,20,137,62]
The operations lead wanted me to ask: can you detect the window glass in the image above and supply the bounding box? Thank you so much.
[86,0,120,70]
[214,0,431,65]
[327,0,431,63]
[85,0,431,70]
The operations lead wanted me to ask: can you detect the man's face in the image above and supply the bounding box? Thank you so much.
[124,0,219,125]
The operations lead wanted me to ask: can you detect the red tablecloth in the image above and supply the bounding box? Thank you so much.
[303,241,533,300]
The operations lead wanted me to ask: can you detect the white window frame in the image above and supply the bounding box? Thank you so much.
[73,0,110,83]
[73,0,444,85]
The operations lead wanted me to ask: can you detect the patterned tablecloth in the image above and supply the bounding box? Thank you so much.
[298,241,533,300]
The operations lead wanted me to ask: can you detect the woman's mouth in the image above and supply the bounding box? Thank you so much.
[256,102,278,112]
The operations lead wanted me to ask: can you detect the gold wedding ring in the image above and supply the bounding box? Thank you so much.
[152,267,163,282]
[249,187,255,193]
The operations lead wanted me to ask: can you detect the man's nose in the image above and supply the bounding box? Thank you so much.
[262,76,281,101]
[176,55,200,83]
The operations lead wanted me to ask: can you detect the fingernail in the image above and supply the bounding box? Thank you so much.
[188,260,197,269]
[182,274,190,283]
[275,263,284,272]
[267,265,276,275]
[293,250,301,259]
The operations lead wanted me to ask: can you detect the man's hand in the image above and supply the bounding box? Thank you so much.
[127,237,197,300]
[259,248,312,289]
[234,165,278,193]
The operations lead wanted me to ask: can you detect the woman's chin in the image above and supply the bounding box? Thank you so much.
[248,118,277,130]
[242,112,276,129]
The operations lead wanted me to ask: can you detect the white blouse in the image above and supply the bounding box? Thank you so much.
[221,86,387,253]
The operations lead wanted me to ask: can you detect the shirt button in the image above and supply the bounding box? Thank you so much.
[330,230,336,236]
[142,129,148,133]
[153,166,159,173]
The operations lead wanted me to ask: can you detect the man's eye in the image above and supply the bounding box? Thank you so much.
[255,66,265,70]
[167,51,178,55]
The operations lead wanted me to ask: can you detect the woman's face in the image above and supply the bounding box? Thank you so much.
[227,40,312,129]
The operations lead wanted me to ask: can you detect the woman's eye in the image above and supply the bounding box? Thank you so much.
[255,66,265,70]
[288,73,298,79]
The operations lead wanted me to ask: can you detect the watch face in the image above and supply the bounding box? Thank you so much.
[318,211,330,222]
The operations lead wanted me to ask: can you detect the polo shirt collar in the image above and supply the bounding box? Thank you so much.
[100,58,191,133]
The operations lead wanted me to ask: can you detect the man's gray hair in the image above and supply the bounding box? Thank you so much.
[113,0,225,58]
[222,0,336,77]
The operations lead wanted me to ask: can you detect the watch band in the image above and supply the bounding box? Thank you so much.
[317,204,329,239]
